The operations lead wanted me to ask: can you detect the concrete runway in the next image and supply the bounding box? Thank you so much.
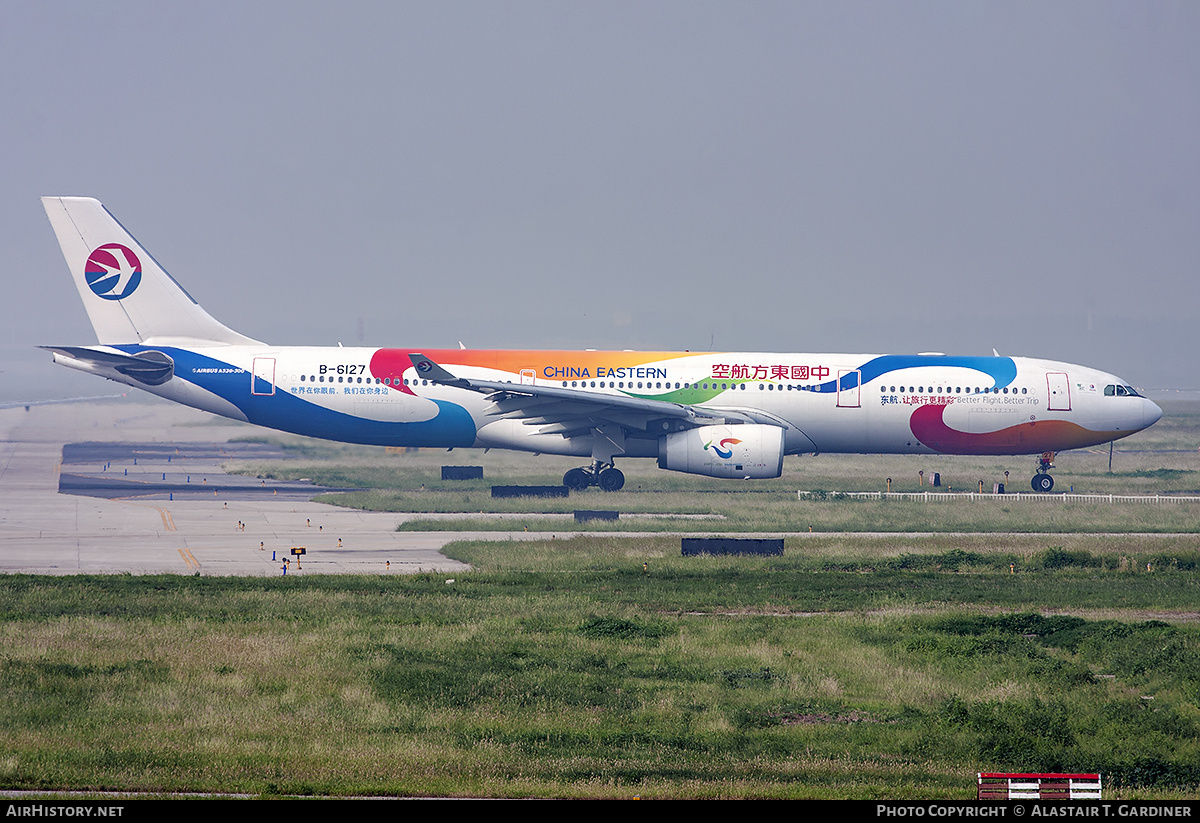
[0,399,484,576]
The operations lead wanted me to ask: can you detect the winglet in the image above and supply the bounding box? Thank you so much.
[409,354,470,388]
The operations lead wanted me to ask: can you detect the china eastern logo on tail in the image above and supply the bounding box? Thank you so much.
[705,437,742,459]
[84,244,141,300]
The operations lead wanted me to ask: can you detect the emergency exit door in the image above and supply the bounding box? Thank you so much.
[252,357,276,396]
[837,369,861,408]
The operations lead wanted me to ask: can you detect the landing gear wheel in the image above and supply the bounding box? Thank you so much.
[1032,474,1054,493]
[563,468,591,491]
[598,468,625,492]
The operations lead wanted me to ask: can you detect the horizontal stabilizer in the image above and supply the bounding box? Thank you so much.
[41,346,175,386]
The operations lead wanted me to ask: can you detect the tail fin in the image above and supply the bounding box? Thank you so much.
[42,196,262,346]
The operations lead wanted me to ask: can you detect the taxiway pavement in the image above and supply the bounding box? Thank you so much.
[0,400,482,576]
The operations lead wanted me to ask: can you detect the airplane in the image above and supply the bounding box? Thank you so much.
[40,196,1163,493]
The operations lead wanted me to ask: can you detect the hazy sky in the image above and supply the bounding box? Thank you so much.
[3,1,1198,400]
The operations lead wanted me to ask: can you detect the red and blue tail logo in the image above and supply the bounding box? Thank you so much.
[85,244,141,300]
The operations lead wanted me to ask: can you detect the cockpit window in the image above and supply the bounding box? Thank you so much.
[1104,384,1142,398]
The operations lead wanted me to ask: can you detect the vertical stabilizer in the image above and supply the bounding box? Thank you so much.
[42,196,262,346]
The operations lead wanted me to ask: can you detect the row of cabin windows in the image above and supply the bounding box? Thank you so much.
[883,386,1028,395]
[555,380,1035,395]
[558,381,839,392]
[563,381,750,391]
[292,374,1032,396]
[293,376,1141,399]
[299,375,429,386]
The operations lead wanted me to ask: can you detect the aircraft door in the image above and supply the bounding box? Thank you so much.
[837,369,861,408]
[252,357,276,396]
[1046,372,1070,411]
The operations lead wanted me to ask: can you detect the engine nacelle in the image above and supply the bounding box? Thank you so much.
[657,424,785,479]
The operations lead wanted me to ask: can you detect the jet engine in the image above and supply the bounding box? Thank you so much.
[657,424,785,479]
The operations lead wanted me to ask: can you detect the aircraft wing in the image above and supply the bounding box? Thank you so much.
[409,353,776,439]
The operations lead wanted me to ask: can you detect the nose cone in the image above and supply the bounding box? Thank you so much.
[1143,397,1163,430]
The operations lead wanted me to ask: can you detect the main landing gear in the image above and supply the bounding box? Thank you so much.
[563,461,625,492]
[1031,452,1055,493]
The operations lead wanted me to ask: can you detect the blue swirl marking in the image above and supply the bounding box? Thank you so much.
[117,346,478,447]
[815,355,1018,392]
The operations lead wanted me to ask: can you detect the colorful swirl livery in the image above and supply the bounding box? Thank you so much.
[41,197,1161,492]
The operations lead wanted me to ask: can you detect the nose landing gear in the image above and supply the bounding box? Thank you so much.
[1031,452,1055,492]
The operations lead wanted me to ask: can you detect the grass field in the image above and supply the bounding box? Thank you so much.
[1,396,1198,798]
[2,537,1199,798]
